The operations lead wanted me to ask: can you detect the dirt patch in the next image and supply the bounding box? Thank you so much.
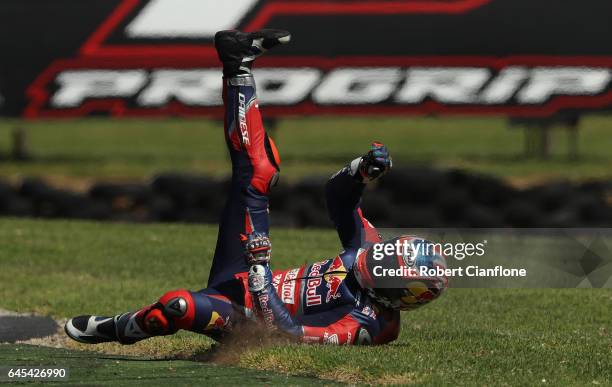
[0,309,68,348]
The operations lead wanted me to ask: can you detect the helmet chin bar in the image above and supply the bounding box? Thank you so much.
[365,281,445,311]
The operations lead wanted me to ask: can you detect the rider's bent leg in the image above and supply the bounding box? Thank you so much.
[64,288,234,345]
[115,289,234,343]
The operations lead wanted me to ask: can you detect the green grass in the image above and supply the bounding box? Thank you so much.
[0,345,328,386]
[1,218,611,385]
[1,115,612,184]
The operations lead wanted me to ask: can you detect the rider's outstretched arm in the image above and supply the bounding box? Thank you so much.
[245,145,393,345]
[325,143,392,250]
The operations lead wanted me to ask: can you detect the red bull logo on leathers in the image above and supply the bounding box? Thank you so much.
[305,262,324,307]
[324,256,347,303]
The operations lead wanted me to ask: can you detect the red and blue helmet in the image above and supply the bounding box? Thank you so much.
[353,235,448,310]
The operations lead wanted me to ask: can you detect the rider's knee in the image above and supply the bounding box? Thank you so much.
[251,162,279,194]
[143,289,196,334]
[251,135,281,194]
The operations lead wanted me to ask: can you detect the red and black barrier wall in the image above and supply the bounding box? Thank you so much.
[1,0,612,118]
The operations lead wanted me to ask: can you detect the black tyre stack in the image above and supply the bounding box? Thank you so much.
[0,169,610,228]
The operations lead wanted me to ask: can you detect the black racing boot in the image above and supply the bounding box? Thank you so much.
[65,312,150,345]
[64,315,119,344]
[214,29,291,77]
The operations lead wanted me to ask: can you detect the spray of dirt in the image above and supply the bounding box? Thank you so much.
[176,321,293,365]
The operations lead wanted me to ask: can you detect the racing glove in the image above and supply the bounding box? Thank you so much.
[248,264,303,336]
[350,142,392,182]
[241,232,272,266]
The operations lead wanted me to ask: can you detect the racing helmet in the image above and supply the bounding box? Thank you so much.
[353,235,448,310]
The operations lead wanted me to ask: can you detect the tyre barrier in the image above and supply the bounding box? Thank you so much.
[0,169,610,228]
